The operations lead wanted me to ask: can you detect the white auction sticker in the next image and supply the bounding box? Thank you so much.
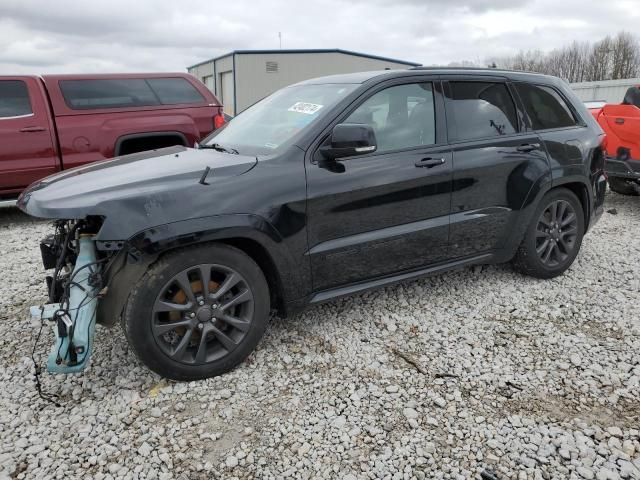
[288,102,323,115]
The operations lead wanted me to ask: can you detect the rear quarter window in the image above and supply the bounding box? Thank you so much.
[146,78,205,105]
[515,83,578,130]
[0,80,32,118]
[59,77,205,110]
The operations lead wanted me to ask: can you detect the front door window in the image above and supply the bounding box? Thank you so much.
[344,82,436,152]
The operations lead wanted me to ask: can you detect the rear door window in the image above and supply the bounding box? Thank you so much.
[515,83,578,130]
[447,82,518,141]
[146,78,205,105]
[59,77,205,110]
[0,80,33,118]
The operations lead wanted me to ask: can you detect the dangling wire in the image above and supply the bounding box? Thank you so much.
[30,220,125,406]
[31,306,62,408]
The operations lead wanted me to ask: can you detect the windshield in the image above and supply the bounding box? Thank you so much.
[203,83,357,155]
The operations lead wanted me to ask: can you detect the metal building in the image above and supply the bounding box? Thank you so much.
[570,78,640,103]
[187,49,420,116]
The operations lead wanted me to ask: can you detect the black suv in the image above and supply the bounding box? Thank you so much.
[20,68,607,380]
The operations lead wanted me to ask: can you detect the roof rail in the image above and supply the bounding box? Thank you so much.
[408,66,542,75]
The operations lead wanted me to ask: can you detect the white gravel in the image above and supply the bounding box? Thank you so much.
[1,192,639,480]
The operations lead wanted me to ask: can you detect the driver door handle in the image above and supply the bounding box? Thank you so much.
[415,157,445,168]
[516,143,541,153]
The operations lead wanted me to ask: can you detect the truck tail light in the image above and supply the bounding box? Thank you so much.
[214,113,225,129]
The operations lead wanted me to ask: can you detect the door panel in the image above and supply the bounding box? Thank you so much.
[306,79,453,291]
[307,146,452,291]
[449,136,550,257]
[0,78,57,194]
[443,79,552,258]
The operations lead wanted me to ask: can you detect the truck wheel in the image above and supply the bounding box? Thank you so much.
[608,177,640,196]
[512,188,584,279]
[123,243,270,381]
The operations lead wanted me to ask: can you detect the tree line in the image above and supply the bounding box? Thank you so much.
[487,32,640,83]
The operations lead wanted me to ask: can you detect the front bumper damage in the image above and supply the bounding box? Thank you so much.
[30,229,102,374]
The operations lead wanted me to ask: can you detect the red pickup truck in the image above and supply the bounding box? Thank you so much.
[0,73,224,204]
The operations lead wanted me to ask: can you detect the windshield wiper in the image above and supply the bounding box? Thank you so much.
[198,143,239,154]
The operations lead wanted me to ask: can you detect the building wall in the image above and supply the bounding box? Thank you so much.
[188,62,214,90]
[570,78,640,103]
[188,56,235,112]
[234,52,412,113]
[213,55,235,115]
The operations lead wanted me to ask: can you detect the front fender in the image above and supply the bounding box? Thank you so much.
[98,214,308,326]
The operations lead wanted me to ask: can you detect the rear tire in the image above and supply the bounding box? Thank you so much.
[608,177,640,196]
[123,243,270,381]
[512,188,585,279]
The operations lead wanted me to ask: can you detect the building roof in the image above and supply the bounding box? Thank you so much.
[187,49,421,70]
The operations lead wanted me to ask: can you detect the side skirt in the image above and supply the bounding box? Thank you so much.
[308,253,494,305]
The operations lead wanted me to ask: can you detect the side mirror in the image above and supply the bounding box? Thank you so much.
[320,123,377,160]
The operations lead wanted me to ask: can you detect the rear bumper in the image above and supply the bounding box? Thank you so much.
[606,156,640,180]
[589,172,607,230]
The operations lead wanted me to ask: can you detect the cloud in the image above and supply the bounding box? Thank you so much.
[362,0,529,12]
[0,0,637,74]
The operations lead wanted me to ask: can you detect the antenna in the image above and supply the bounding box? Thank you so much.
[279,32,282,49]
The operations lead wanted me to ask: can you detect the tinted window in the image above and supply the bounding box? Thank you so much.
[515,83,577,130]
[60,79,160,109]
[146,78,205,105]
[345,83,435,153]
[59,77,206,110]
[0,80,32,118]
[448,82,518,141]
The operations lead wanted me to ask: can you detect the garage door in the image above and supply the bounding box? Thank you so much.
[220,71,234,116]
[203,75,214,92]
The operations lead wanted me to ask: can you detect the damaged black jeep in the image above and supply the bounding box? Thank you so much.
[20,69,606,380]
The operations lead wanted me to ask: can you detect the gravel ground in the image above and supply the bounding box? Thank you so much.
[1,192,639,480]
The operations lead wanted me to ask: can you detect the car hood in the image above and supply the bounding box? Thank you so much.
[18,145,258,238]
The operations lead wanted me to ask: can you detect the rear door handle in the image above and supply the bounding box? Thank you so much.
[415,157,445,168]
[615,118,625,125]
[516,143,540,153]
[19,126,46,133]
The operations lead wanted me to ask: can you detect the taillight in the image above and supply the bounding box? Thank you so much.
[214,113,225,129]
[601,133,608,151]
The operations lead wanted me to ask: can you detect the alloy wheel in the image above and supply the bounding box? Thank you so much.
[535,200,579,267]
[151,264,254,364]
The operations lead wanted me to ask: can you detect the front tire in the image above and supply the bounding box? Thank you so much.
[608,177,640,196]
[512,188,585,279]
[123,243,270,381]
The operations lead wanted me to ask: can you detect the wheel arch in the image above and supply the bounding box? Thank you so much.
[114,131,189,156]
[98,215,303,326]
[214,237,286,316]
[550,178,591,230]
[501,176,591,261]
[127,214,302,315]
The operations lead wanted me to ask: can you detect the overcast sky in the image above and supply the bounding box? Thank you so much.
[1,0,639,74]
